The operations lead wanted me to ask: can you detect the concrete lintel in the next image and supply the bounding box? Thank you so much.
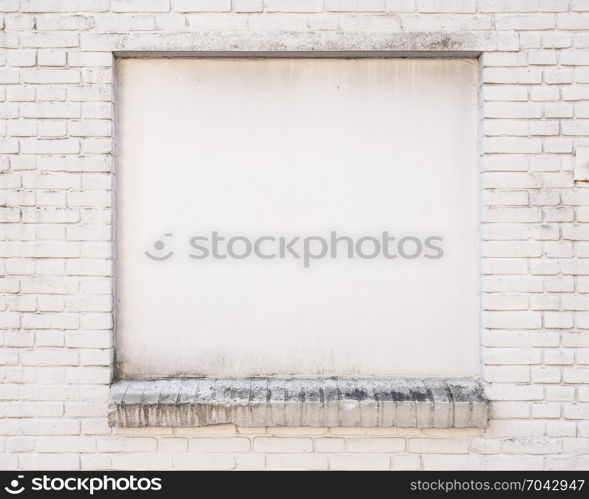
[109,378,488,428]
[79,31,518,54]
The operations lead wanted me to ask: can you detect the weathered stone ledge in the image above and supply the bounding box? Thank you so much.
[80,30,519,54]
[109,378,488,428]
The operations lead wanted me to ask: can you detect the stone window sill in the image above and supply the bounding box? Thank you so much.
[109,378,488,428]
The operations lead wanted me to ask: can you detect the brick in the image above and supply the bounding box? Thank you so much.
[267,0,324,12]
[423,454,484,470]
[36,14,94,30]
[37,437,96,453]
[7,50,36,67]
[485,312,542,329]
[403,14,492,31]
[173,454,233,470]
[325,0,386,11]
[20,32,79,48]
[68,52,113,67]
[340,15,402,31]
[531,367,561,383]
[265,454,328,470]
[487,384,544,401]
[329,454,390,470]
[385,0,415,11]
[21,350,78,365]
[563,368,589,384]
[529,50,557,65]
[234,0,263,11]
[485,366,530,383]
[558,14,589,29]
[4,15,35,30]
[21,102,80,119]
[253,437,312,453]
[314,437,345,452]
[37,50,67,67]
[113,0,170,12]
[188,438,250,453]
[111,453,173,470]
[563,404,589,420]
[485,348,540,365]
[408,438,470,453]
[19,454,80,470]
[345,437,405,452]
[485,102,543,119]
[495,14,555,30]
[98,437,157,452]
[547,421,576,437]
[66,367,111,384]
[501,437,561,454]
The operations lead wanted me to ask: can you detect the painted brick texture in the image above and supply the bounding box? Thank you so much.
[0,0,589,470]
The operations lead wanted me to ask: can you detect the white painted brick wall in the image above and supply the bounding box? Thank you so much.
[0,0,588,471]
